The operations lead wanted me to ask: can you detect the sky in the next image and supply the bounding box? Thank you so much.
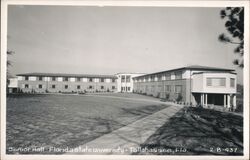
[7,5,243,84]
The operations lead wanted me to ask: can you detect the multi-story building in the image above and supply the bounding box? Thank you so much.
[16,73,118,93]
[115,73,145,93]
[133,65,237,108]
[14,65,237,108]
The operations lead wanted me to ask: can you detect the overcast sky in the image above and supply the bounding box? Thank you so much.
[7,5,243,84]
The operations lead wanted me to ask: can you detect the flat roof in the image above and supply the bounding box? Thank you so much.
[133,65,235,79]
[16,73,117,78]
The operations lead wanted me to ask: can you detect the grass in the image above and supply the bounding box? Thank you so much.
[135,106,243,155]
[6,93,168,154]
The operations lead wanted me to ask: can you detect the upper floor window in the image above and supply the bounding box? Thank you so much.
[88,78,93,82]
[76,77,81,82]
[207,78,226,87]
[230,78,235,88]
[165,74,171,80]
[112,79,116,83]
[101,78,105,82]
[52,77,56,81]
[25,76,29,81]
[126,76,131,82]
[175,71,182,80]
[63,77,69,82]
[38,76,43,81]
[121,76,125,82]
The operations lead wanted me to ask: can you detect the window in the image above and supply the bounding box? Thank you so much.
[25,76,29,81]
[65,85,68,89]
[76,77,81,82]
[165,74,171,80]
[101,86,104,89]
[88,85,93,89]
[63,77,69,81]
[121,76,125,82]
[175,85,182,93]
[52,77,56,81]
[52,85,56,89]
[38,76,43,81]
[38,84,43,89]
[89,78,93,82]
[207,78,226,87]
[126,76,131,82]
[101,78,105,82]
[165,85,171,92]
[112,86,115,89]
[175,72,182,80]
[77,85,81,89]
[112,79,116,83]
[25,84,29,88]
[230,78,235,87]
[128,87,130,91]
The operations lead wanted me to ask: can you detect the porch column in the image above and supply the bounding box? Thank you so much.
[224,94,227,107]
[202,93,205,106]
[233,95,236,108]
[227,94,231,108]
[205,94,208,106]
[200,94,202,105]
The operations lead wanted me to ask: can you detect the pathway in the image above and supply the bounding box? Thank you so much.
[65,103,183,155]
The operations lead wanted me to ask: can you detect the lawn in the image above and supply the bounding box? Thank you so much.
[6,93,168,154]
[135,106,243,155]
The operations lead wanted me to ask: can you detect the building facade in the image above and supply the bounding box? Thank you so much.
[14,65,237,108]
[133,65,237,108]
[16,73,118,93]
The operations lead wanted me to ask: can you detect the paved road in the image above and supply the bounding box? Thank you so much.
[65,103,183,155]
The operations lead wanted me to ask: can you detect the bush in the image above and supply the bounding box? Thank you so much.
[165,93,170,100]
[176,94,183,102]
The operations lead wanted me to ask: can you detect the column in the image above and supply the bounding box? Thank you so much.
[200,94,203,106]
[233,95,236,109]
[227,94,231,108]
[224,94,227,107]
[205,94,208,106]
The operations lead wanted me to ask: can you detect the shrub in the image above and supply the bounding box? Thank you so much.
[165,93,170,100]
[176,94,183,102]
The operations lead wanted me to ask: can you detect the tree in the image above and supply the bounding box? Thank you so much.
[218,7,244,68]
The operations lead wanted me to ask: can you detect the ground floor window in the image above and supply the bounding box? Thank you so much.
[38,84,43,89]
[24,84,29,88]
[52,85,56,89]
[77,85,81,89]
[88,85,93,89]
[65,85,68,89]
[128,87,130,91]
[175,85,182,93]
[101,86,104,89]
[112,86,115,89]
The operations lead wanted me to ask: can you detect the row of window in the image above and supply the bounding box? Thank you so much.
[206,78,235,87]
[121,75,131,83]
[121,87,131,91]
[136,85,182,93]
[24,84,116,90]
[135,72,182,82]
[23,76,116,83]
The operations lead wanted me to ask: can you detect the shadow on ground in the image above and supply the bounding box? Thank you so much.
[135,106,243,155]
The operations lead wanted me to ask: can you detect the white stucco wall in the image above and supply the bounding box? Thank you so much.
[192,72,237,94]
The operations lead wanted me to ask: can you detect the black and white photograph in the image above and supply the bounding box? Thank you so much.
[1,0,249,160]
